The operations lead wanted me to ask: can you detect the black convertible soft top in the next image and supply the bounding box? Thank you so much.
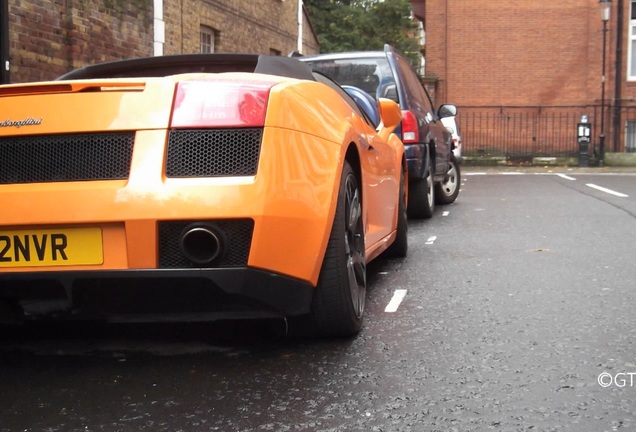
[56,53,316,82]
[56,53,380,127]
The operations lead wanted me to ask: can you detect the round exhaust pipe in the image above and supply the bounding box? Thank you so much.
[179,225,224,265]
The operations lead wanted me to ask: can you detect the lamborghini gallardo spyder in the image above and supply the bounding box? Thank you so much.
[0,54,408,337]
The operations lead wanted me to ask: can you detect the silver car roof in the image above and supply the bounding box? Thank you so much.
[300,51,386,62]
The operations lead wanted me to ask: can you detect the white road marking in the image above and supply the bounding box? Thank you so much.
[557,173,576,181]
[425,236,437,245]
[385,289,407,313]
[586,183,629,197]
[501,172,525,175]
[442,211,450,216]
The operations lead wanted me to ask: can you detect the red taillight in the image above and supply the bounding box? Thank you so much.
[401,110,419,143]
[171,79,274,128]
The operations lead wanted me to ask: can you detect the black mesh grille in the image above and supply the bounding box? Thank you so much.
[166,129,262,177]
[0,132,134,184]
[158,219,254,268]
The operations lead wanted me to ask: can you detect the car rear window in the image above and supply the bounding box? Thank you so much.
[393,53,435,115]
[303,58,395,102]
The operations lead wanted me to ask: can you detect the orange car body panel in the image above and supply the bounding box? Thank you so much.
[0,73,403,288]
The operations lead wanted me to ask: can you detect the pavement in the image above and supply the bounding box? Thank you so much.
[463,165,636,175]
[462,151,636,173]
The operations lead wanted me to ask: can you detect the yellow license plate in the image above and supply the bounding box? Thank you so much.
[0,227,103,268]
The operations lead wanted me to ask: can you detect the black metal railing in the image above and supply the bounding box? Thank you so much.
[454,104,636,160]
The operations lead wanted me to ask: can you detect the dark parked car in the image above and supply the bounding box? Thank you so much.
[301,45,460,218]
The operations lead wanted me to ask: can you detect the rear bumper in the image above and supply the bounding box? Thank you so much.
[0,127,341,286]
[452,147,463,163]
[404,143,427,180]
[0,268,314,322]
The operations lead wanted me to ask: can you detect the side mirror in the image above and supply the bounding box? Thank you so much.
[377,97,402,141]
[438,104,457,119]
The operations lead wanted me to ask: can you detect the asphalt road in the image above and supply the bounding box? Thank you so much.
[1,167,635,432]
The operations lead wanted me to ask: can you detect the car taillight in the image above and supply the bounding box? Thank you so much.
[401,110,419,143]
[171,79,274,128]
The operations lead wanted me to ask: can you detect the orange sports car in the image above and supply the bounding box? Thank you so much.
[0,54,407,337]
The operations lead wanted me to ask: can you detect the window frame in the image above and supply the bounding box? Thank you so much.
[628,1,636,80]
[200,26,217,54]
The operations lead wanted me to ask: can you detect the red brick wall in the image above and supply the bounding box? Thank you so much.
[9,0,153,83]
[425,0,613,108]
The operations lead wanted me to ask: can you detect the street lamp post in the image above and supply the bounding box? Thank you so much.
[599,0,611,167]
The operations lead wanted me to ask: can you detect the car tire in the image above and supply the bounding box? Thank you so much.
[308,161,366,337]
[386,168,408,258]
[435,155,460,205]
[407,155,435,219]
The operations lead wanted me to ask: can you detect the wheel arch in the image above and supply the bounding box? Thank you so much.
[401,153,409,207]
[344,142,362,196]
[428,138,436,171]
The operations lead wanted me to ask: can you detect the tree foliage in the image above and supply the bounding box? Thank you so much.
[304,0,421,64]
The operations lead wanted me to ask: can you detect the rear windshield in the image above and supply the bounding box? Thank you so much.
[303,58,395,102]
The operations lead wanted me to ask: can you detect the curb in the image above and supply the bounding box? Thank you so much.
[462,152,636,168]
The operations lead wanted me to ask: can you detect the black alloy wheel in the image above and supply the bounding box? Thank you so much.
[307,161,366,337]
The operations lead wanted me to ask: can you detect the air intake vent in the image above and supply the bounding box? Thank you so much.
[166,129,262,177]
[0,132,134,184]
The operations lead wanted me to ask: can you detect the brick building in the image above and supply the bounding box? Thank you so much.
[3,0,319,84]
[163,0,319,56]
[413,0,636,159]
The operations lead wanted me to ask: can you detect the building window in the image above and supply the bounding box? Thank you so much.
[200,26,217,53]
[629,2,636,79]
